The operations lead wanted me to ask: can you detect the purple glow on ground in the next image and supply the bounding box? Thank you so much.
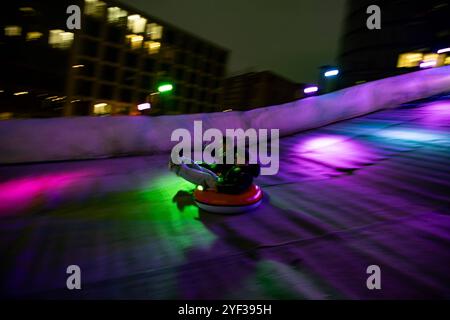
[418,101,450,127]
[295,135,377,168]
[298,136,346,151]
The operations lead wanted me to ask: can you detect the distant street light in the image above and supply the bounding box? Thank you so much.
[157,83,173,93]
[420,61,436,68]
[304,86,319,94]
[437,47,450,54]
[324,69,339,77]
[138,102,151,111]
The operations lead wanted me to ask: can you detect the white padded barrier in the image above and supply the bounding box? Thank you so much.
[1,66,450,164]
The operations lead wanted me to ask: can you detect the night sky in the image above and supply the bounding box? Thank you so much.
[123,0,347,84]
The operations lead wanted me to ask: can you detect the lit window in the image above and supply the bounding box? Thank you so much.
[4,25,22,37]
[93,103,111,115]
[19,7,35,13]
[423,53,438,62]
[14,91,29,96]
[397,53,423,68]
[126,34,144,50]
[26,31,43,41]
[147,23,163,40]
[107,7,127,23]
[0,112,13,120]
[49,30,74,49]
[445,57,450,65]
[127,14,147,33]
[84,0,106,18]
[145,41,161,54]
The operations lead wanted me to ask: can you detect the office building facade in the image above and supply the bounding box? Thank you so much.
[0,0,229,118]
[338,0,450,89]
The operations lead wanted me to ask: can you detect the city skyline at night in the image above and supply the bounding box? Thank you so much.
[0,0,450,307]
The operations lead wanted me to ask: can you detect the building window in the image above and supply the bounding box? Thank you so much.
[140,75,152,90]
[81,38,99,56]
[126,52,139,68]
[93,102,111,115]
[99,85,114,99]
[101,65,117,82]
[122,70,137,86]
[397,53,423,68]
[26,31,43,41]
[126,34,143,50]
[422,53,438,62]
[84,0,106,18]
[144,41,161,55]
[174,84,183,96]
[84,17,102,37]
[144,58,155,72]
[127,14,147,33]
[187,87,194,98]
[185,102,192,113]
[107,7,128,23]
[49,30,74,49]
[107,25,123,43]
[190,72,197,83]
[76,80,93,96]
[19,7,36,15]
[75,59,96,77]
[120,89,133,102]
[4,25,22,37]
[176,51,186,64]
[104,46,120,62]
[147,23,163,40]
[175,68,185,81]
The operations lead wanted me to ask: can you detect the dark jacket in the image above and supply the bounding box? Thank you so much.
[202,159,260,195]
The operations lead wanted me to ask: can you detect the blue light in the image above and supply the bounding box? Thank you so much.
[324,69,339,77]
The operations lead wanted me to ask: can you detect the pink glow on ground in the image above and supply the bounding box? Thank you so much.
[417,101,450,127]
[298,136,347,152]
[0,170,99,217]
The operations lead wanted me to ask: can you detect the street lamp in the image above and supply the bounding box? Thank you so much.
[304,86,319,94]
[324,69,339,77]
[419,61,437,68]
[157,83,173,93]
[319,66,340,94]
[138,102,151,111]
[437,47,450,54]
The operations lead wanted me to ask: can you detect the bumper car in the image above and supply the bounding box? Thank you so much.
[193,184,263,214]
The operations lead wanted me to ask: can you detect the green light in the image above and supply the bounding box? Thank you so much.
[197,185,204,191]
[157,84,173,93]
